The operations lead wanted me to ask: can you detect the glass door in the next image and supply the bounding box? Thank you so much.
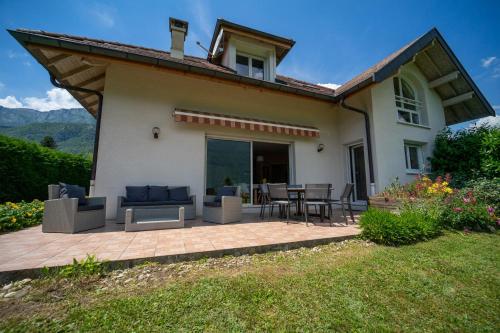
[206,138,251,204]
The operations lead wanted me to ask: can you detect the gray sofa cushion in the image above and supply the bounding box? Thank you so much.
[149,186,169,201]
[122,200,193,207]
[77,204,104,212]
[126,186,148,202]
[204,201,222,207]
[59,182,87,205]
[169,187,189,201]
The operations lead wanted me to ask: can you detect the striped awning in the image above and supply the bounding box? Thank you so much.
[173,109,320,138]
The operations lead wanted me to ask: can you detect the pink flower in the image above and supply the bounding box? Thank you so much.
[463,197,471,204]
[453,207,463,212]
[487,206,495,215]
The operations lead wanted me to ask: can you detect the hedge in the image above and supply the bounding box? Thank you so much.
[0,135,91,202]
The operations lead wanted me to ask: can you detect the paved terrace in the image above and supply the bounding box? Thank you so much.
[0,213,360,280]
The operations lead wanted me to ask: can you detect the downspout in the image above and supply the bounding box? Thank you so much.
[340,97,376,196]
[50,74,103,196]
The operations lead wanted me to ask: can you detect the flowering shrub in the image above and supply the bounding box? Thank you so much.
[383,174,454,201]
[439,190,498,232]
[0,200,44,232]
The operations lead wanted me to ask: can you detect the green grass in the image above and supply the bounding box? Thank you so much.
[1,232,499,332]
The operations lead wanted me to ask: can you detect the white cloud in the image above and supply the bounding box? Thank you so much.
[0,96,23,108]
[493,105,500,110]
[6,50,28,59]
[89,4,116,28]
[318,83,341,90]
[0,88,81,111]
[472,115,500,128]
[188,0,213,39]
[0,82,5,90]
[481,56,496,68]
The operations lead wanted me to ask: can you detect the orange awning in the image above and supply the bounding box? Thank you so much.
[173,109,320,138]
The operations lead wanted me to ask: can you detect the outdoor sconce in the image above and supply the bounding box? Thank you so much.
[317,143,325,152]
[152,127,160,139]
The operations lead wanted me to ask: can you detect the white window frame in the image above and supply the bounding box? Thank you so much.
[236,52,266,80]
[394,77,423,125]
[404,143,424,174]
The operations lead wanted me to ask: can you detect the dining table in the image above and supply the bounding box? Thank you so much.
[286,186,335,217]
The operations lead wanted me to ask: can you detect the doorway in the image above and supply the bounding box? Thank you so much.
[349,144,368,201]
[205,138,291,206]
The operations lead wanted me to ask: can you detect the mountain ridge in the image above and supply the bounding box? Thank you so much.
[0,107,95,155]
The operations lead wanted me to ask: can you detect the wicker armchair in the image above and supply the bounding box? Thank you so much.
[203,186,242,224]
[42,184,106,233]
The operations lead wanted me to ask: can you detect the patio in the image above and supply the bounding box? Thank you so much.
[0,212,360,281]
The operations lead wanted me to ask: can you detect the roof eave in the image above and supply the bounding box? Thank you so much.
[8,29,334,104]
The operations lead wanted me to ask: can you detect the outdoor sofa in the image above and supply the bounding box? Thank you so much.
[43,184,106,233]
[203,186,242,224]
[116,185,196,223]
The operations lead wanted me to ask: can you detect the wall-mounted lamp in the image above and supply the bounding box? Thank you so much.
[317,143,325,152]
[256,155,264,162]
[152,127,160,139]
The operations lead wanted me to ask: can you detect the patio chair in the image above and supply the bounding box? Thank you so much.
[268,183,292,223]
[203,186,242,224]
[328,183,355,224]
[304,183,331,226]
[258,183,271,219]
[42,184,106,233]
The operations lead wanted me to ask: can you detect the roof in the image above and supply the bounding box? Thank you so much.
[336,28,495,124]
[8,29,334,116]
[208,18,295,65]
[8,26,494,124]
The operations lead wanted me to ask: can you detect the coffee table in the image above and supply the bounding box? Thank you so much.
[125,206,184,232]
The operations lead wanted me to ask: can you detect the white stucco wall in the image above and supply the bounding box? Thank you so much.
[370,62,447,190]
[95,63,353,218]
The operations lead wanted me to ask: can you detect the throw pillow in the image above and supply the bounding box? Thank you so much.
[126,186,149,202]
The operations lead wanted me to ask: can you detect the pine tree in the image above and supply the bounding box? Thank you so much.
[40,136,57,149]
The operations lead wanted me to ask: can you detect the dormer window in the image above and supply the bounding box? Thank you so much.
[393,76,423,125]
[236,53,265,80]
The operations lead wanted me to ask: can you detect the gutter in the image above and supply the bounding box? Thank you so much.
[340,98,376,196]
[50,74,103,196]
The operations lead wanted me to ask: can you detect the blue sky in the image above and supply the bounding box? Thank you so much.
[0,0,498,125]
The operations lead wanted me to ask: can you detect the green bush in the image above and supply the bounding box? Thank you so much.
[430,126,500,187]
[439,190,497,232]
[360,208,441,246]
[0,200,44,232]
[0,135,91,202]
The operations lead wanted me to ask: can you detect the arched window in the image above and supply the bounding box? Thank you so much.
[393,77,423,125]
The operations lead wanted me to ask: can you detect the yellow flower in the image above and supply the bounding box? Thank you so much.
[11,217,16,223]
[442,181,448,186]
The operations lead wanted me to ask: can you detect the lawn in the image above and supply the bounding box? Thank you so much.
[1,232,499,332]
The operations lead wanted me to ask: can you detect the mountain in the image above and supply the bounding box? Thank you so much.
[0,106,95,127]
[0,123,95,155]
[0,107,95,155]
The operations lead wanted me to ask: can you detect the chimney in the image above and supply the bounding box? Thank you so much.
[169,17,189,60]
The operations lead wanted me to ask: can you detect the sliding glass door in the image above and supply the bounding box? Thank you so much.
[206,138,251,203]
[206,137,292,205]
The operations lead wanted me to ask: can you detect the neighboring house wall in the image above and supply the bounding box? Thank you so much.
[370,62,447,190]
[96,63,360,218]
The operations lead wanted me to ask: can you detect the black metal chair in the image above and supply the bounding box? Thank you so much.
[258,183,271,219]
[267,183,292,223]
[328,183,355,224]
[304,184,331,226]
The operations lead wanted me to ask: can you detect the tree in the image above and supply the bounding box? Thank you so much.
[40,136,57,149]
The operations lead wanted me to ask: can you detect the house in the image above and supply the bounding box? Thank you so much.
[8,18,495,219]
